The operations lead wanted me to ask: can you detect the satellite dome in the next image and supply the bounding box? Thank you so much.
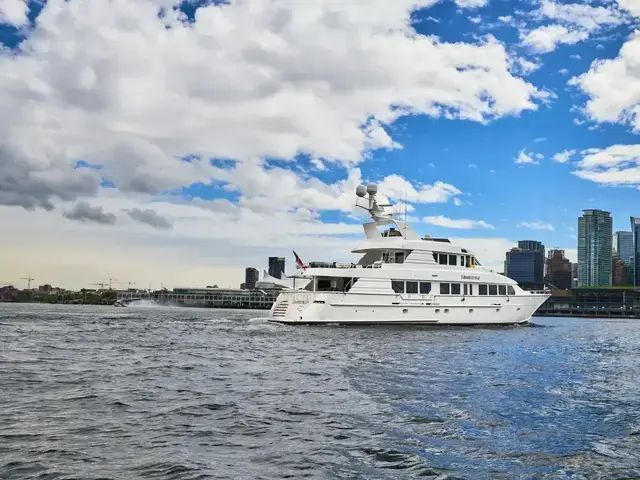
[366,183,378,195]
[356,185,367,197]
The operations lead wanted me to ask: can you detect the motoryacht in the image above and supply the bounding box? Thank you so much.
[268,183,550,326]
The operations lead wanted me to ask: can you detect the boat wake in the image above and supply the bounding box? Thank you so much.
[126,299,161,308]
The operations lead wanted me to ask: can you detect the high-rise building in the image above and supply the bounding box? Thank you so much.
[578,209,613,287]
[517,240,545,283]
[545,249,572,290]
[268,256,286,279]
[632,218,640,286]
[505,248,538,285]
[245,267,259,290]
[572,263,578,288]
[612,255,629,286]
[614,231,633,264]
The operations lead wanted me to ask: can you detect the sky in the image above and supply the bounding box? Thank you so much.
[2,0,640,290]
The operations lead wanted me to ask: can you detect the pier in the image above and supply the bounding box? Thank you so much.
[534,287,640,318]
[117,288,280,310]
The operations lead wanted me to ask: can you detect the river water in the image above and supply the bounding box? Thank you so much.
[1,303,640,479]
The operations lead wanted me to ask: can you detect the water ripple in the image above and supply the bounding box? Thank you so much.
[2,304,640,479]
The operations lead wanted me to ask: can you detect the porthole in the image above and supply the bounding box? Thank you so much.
[496,308,500,312]
[469,308,473,313]
[403,309,408,314]
[435,309,440,313]
[444,309,449,313]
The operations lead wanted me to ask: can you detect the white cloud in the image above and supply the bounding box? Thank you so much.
[468,163,478,168]
[535,153,544,160]
[0,0,28,26]
[571,144,640,186]
[559,68,570,75]
[423,215,495,229]
[536,0,625,31]
[455,0,489,8]
[533,137,547,143]
[552,149,576,163]
[521,25,589,53]
[570,31,640,131]
[453,197,463,206]
[498,15,513,23]
[469,16,482,24]
[378,175,462,203]
[518,221,555,231]
[516,57,543,75]
[0,0,551,287]
[617,0,640,18]
[520,1,626,54]
[514,149,540,165]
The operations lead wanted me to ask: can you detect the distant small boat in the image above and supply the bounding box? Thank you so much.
[113,300,127,307]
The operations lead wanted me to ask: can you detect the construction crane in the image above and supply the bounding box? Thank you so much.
[91,282,107,290]
[127,281,136,289]
[21,277,34,290]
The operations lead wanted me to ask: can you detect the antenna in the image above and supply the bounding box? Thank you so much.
[21,277,34,290]
[108,277,116,290]
[355,183,392,222]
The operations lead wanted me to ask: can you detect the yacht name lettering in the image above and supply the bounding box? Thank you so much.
[461,275,480,280]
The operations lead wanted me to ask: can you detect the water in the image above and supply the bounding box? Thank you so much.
[2,303,640,479]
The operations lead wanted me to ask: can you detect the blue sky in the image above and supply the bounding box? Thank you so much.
[2,0,640,287]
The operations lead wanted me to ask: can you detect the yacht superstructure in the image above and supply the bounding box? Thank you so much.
[268,183,550,325]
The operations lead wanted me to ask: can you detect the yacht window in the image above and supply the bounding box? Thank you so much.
[508,286,516,295]
[432,253,438,262]
[345,278,359,292]
[451,283,461,295]
[469,284,474,295]
[479,284,488,295]
[498,285,506,295]
[489,285,498,296]
[463,284,468,295]
[391,280,404,294]
[449,255,457,266]
[419,282,431,294]
[461,256,467,267]
[395,252,405,264]
[406,281,418,294]
[316,277,347,292]
[438,254,448,265]
[440,283,450,294]
[382,252,390,263]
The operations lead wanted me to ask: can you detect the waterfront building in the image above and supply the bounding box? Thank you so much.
[632,218,640,286]
[517,240,545,283]
[578,209,612,287]
[505,248,538,285]
[545,249,572,290]
[614,231,633,264]
[268,257,286,279]
[612,255,629,286]
[245,267,259,290]
[505,240,545,287]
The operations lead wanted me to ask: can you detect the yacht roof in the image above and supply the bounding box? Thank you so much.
[351,238,473,255]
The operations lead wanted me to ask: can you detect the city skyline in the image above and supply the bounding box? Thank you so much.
[4,1,640,289]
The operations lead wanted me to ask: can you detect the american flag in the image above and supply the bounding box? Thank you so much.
[293,251,307,270]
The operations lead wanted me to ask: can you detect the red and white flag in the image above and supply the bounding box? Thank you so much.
[293,251,307,270]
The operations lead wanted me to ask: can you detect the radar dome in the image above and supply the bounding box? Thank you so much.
[356,185,367,197]
[366,183,378,195]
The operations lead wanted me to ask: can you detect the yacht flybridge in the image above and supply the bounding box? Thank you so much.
[268,183,550,326]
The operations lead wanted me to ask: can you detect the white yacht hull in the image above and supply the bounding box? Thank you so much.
[268,291,550,326]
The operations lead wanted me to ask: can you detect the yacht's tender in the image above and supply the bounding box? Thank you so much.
[268,183,550,325]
